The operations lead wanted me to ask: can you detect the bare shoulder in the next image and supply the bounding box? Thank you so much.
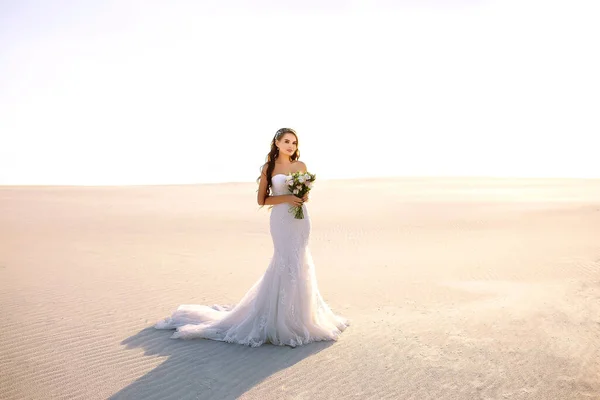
[260,162,269,176]
[294,160,307,172]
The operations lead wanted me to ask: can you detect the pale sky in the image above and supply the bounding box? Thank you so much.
[1,0,599,185]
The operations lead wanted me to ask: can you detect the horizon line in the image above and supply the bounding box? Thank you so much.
[2,174,600,188]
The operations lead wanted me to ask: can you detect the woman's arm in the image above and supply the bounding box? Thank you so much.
[263,194,301,206]
[257,164,269,205]
[296,161,307,172]
[296,161,310,202]
[257,165,302,206]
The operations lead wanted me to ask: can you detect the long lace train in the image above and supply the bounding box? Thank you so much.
[155,174,349,347]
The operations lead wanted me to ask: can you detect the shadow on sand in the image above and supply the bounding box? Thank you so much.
[110,327,333,400]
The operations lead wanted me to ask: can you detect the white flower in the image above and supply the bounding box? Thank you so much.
[296,185,302,190]
[287,180,294,186]
[293,189,299,194]
[298,176,305,183]
[303,174,311,181]
[307,181,313,188]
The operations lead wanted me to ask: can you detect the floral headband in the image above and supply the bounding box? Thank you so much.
[274,128,296,139]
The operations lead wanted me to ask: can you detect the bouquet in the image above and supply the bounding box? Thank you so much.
[285,171,316,219]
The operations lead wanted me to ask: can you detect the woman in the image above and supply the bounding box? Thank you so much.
[155,128,349,347]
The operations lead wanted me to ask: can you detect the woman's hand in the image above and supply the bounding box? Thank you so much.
[302,193,309,203]
[286,194,304,207]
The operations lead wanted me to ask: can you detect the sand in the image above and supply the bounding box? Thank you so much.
[1,177,599,400]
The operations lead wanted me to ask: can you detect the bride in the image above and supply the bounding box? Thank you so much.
[155,128,349,347]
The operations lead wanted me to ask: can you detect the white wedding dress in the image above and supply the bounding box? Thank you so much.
[155,174,349,347]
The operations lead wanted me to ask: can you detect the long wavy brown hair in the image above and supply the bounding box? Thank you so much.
[257,128,300,200]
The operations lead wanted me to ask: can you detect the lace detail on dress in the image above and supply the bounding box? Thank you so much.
[258,315,267,330]
[155,174,349,347]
